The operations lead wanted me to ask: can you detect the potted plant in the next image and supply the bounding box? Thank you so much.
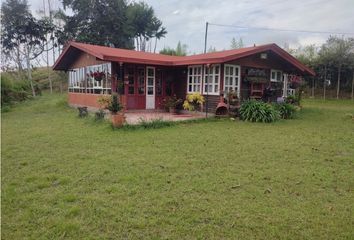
[163,95,182,114]
[183,93,205,113]
[90,70,105,82]
[227,90,239,106]
[98,94,125,127]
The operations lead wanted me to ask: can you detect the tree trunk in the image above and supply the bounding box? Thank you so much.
[323,65,327,100]
[336,64,341,99]
[154,37,157,53]
[25,46,36,97]
[46,41,53,94]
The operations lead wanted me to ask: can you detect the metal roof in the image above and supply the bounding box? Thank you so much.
[53,41,315,76]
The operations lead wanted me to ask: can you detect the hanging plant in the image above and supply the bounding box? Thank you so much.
[90,71,105,82]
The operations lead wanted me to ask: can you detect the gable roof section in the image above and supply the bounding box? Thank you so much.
[53,41,315,76]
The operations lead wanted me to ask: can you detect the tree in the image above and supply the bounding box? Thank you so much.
[159,47,177,56]
[319,36,354,99]
[230,37,244,49]
[175,41,187,56]
[160,41,188,56]
[208,46,217,52]
[152,19,167,53]
[61,0,134,48]
[126,2,166,52]
[2,0,52,96]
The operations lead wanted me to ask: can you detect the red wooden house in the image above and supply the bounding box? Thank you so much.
[53,41,314,112]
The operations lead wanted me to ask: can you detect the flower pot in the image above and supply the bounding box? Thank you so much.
[111,112,125,128]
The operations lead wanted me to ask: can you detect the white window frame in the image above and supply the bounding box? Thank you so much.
[187,65,202,93]
[68,63,111,94]
[223,64,241,97]
[203,64,220,95]
[270,69,283,82]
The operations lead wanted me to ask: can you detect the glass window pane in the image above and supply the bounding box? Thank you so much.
[148,78,153,85]
[138,86,144,94]
[147,86,153,94]
[128,86,134,94]
[230,67,233,75]
[271,71,275,79]
[148,68,154,77]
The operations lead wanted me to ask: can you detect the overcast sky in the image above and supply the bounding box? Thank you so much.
[28,0,354,54]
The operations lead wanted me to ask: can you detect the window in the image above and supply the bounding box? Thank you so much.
[203,64,220,95]
[68,63,111,94]
[138,68,145,95]
[270,69,283,82]
[146,67,155,95]
[224,64,241,97]
[187,65,202,93]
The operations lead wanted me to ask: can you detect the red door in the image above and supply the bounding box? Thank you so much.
[155,69,174,109]
[125,66,146,110]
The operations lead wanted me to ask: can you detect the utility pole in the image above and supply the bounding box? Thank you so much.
[204,22,209,118]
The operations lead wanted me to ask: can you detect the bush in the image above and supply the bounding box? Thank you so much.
[273,103,296,119]
[1,75,32,105]
[239,100,279,123]
[183,93,205,111]
[95,109,105,121]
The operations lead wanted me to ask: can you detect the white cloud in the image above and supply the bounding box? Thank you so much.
[27,0,354,54]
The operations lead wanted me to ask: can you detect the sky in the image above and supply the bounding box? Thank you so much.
[27,0,354,55]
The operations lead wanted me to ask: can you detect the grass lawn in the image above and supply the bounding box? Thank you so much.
[2,94,354,239]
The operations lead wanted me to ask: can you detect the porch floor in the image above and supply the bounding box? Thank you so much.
[124,111,208,125]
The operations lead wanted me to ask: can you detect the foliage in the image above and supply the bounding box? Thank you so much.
[107,94,122,114]
[239,100,279,123]
[160,41,188,56]
[2,94,354,239]
[226,90,239,105]
[90,71,105,81]
[183,93,205,111]
[1,74,32,105]
[97,94,122,113]
[285,95,297,105]
[290,36,354,99]
[94,109,105,121]
[60,0,166,51]
[1,0,55,97]
[162,95,182,108]
[273,103,297,119]
[230,37,244,49]
[77,106,88,118]
[137,118,175,129]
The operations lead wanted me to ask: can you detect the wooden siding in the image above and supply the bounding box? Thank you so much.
[69,51,107,69]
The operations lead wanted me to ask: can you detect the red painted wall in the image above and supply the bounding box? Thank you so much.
[68,92,126,109]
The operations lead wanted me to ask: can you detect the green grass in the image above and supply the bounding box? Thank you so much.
[2,94,354,239]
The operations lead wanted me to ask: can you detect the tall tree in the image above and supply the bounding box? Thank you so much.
[230,37,244,49]
[2,0,52,96]
[61,0,134,48]
[160,41,187,56]
[319,36,354,99]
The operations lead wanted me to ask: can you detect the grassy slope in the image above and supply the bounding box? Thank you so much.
[2,94,354,239]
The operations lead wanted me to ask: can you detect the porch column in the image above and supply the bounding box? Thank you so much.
[283,73,288,97]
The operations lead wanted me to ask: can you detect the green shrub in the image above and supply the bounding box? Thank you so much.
[1,75,32,105]
[273,103,296,119]
[95,109,105,121]
[239,100,279,123]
